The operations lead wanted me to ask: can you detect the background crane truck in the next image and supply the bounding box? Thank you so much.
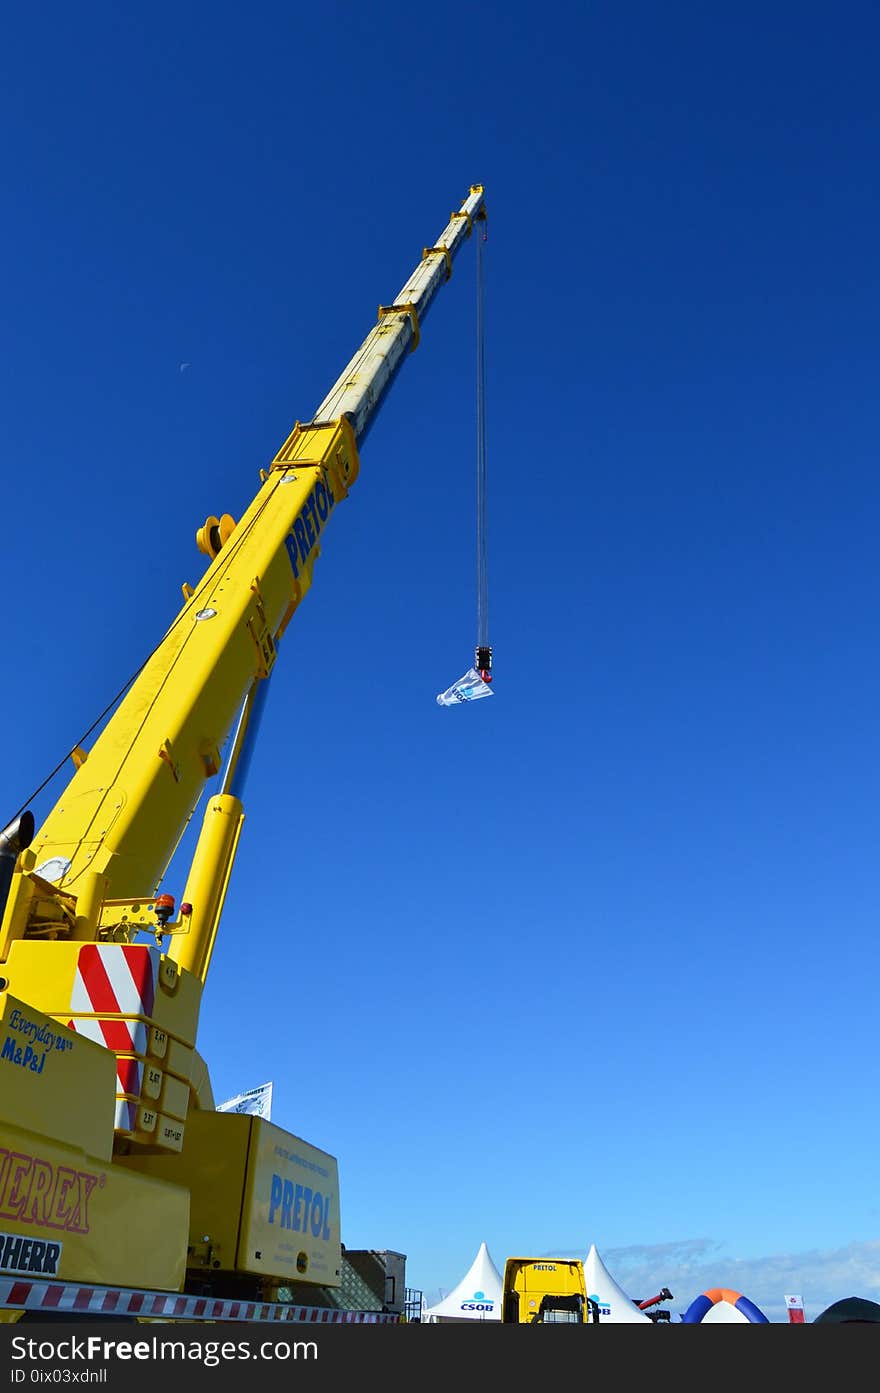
[0,185,487,1324]
[502,1257,600,1324]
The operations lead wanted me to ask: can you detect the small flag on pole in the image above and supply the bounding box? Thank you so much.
[436,668,495,707]
[784,1294,805,1324]
[217,1081,273,1119]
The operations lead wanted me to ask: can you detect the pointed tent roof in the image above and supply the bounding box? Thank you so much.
[423,1241,503,1322]
[583,1244,652,1323]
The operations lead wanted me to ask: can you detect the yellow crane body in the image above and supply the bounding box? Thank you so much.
[0,995,189,1294]
[0,186,487,1318]
[121,1111,342,1290]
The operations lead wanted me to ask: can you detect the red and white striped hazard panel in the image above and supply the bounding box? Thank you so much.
[67,944,160,1056]
[0,1277,399,1323]
[113,1099,139,1132]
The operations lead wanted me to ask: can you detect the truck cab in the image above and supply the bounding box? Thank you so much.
[502,1257,598,1324]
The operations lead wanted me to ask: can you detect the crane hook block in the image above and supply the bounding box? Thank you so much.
[475,646,493,683]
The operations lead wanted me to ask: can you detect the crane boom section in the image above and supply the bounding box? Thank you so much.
[312,185,485,443]
[14,422,356,913]
[1,184,484,958]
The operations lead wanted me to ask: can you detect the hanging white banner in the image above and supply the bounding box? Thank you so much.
[216,1081,273,1119]
[436,668,494,707]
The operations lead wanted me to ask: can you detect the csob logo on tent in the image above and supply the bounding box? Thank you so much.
[589,1292,611,1318]
[461,1289,496,1313]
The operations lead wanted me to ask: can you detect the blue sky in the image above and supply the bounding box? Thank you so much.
[4,0,880,1323]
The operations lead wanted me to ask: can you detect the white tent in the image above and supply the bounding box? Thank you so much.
[422,1241,503,1322]
[583,1244,652,1323]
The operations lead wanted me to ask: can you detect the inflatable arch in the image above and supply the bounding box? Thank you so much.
[681,1287,769,1324]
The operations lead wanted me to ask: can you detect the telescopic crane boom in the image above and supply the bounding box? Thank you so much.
[1,184,486,978]
[0,186,486,1315]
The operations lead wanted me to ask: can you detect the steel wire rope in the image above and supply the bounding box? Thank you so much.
[476,218,489,654]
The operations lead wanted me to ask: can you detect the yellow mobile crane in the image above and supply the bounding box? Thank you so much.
[0,185,487,1323]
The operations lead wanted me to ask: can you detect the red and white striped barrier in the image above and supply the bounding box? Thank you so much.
[0,1277,399,1323]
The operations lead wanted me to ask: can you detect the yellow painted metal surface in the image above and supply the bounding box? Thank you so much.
[502,1257,588,1323]
[121,1110,341,1288]
[1,942,202,1045]
[187,1047,214,1109]
[154,1114,185,1152]
[0,996,116,1162]
[119,1107,251,1270]
[155,1072,189,1122]
[0,1120,188,1291]
[0,943,202,1155]
[170,792,244,983]
[3,420,359,921]
[125,1057,186,1114]
[240,1115,341,1288]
